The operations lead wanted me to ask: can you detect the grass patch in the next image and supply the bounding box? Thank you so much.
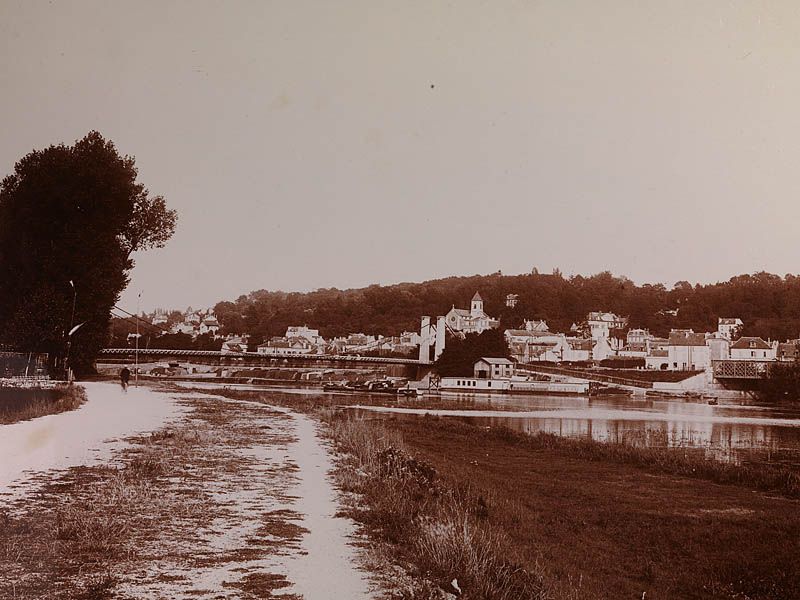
[0,384,87,424]
[435,418,800,498]
[325,415,546,600]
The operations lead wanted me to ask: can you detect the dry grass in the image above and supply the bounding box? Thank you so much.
[0,384,87,425]
[326,416,546,600]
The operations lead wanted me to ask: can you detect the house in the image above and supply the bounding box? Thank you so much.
[777,341,800,362]
[257,335,321,356]
[730,337,775,361]
[645,349,670,370]
[505,294,518,308]
[718,318,743,340]
[473,357,514,379]
[285,326,326,345]
[199,316,220,336]
[668,330,710,371]
[627,329,653,345]
[592,336,616,362]
[444,292,500,334]
[565,338,593,362]
[524,320,549,333]
[587,312,628,340]
[706,332,731,361]
[221,337,248,353]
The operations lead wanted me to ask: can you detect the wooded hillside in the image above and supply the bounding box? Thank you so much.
[206,271,800,346]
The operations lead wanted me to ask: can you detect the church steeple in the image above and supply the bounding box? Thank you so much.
[470,291,483,316]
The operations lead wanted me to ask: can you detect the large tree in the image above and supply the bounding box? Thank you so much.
[0,132,177,375]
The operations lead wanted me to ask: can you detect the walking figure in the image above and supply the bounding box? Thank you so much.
[120,366,131,391]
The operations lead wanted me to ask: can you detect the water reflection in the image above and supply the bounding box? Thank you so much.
[344,393,800,467]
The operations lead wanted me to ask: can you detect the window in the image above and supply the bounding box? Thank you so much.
[487,382,491,387]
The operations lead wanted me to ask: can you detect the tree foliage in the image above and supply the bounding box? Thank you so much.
[212,270,800,346]
[0,132,177,375]
[434,329,510,377]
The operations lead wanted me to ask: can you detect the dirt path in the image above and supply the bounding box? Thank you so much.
[0,382,185,503]
[0,388,376,599]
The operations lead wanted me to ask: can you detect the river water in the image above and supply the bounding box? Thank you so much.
[180,383,800,466]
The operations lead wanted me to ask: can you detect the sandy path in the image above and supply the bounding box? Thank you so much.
[0,382,184,502]
[272,407,374,599]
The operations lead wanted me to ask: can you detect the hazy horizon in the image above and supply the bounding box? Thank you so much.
[3,1,799,312]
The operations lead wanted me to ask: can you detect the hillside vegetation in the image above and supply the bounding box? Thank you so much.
[207,271,800,346]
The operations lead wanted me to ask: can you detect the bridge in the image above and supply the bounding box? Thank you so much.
[99,348,420,365]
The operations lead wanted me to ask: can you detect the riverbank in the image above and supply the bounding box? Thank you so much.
[328,413,800,599]
[0,384,86,425]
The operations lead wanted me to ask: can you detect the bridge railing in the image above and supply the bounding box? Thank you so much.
[712,360,773,379]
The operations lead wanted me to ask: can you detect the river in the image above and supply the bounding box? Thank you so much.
[180,382,800,465]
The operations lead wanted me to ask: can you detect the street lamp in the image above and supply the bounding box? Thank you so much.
[64,280,77,381]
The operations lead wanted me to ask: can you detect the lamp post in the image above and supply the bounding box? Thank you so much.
[64,280,77,381]
[135,291,141,387]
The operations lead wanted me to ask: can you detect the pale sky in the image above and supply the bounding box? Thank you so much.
[2,1,799,312]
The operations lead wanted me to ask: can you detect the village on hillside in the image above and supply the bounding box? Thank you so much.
[131,292,799,374]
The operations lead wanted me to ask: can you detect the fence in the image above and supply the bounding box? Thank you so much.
[0,352,50,379]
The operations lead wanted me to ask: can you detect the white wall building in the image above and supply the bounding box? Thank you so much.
[717,318,743,340]
[668,330,710,371]
[729,337,776,360]
[444,292,500,335]
[587,312,628,341]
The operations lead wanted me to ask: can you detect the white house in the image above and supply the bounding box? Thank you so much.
[524,320,549,333]
[729,337,775,361]
[717,318,743,340]
[285,326,326,345]
[444,292,500,335]
[587,312,628,341]
[668,330,710,371]
[473,357,515,379]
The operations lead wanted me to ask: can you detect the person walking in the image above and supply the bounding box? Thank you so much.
[119,366,131,391]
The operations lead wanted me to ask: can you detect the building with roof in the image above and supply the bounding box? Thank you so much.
[444,292,499,335]
[730,337,776,361]
[717,318,744,340]
[668,329,710,370]
[473,357,515,379]
[587,312,628,341]
[777,341,800,362]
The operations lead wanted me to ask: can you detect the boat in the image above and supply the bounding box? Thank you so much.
[707,398,719,405]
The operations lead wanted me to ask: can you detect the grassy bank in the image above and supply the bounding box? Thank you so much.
[0,384,87,425]
[326,416,546,600]
[328,414,800,599]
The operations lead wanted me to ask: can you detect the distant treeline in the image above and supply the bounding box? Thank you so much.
[209,271,800,346]
[108,270,800,349]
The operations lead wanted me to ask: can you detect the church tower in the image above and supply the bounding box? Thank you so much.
[470,291,484,316]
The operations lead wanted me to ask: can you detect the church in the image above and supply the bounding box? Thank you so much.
[444,292,500,335]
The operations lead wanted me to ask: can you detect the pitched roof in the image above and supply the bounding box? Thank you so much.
[668,331,706,346]
[476,357,513,365]
[718,318,743,325]
[730,336,771,350]
[471,291,483,302]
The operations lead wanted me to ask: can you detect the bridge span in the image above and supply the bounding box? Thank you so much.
[97,348,426,379]
[99,348,419,365]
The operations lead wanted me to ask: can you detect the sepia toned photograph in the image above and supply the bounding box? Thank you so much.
[1,2,799,598]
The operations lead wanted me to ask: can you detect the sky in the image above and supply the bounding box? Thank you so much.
[2,1,800,312]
